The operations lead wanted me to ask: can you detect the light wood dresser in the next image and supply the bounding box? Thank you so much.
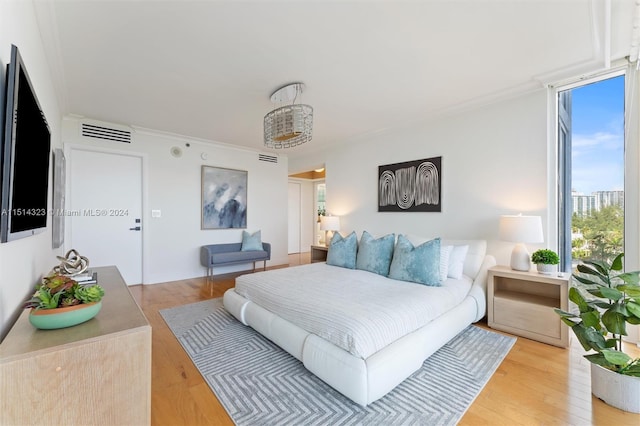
[0,265,151,425]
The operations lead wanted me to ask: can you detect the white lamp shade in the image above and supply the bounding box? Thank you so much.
[498,215,544,243]
[499,214,544,272]
[320,216,340,231]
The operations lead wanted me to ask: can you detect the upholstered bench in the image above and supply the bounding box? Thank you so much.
[200,242,271,279]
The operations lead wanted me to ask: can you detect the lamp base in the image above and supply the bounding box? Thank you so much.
[325,230,335,246]
[510,243,532,271]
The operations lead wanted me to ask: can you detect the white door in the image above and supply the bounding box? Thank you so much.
[68,148,143,285]
[288,182,301,253]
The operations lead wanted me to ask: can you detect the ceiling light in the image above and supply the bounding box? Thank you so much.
[264,82,313,149]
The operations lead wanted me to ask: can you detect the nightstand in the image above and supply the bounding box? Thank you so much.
[487,265,569,348]
[310,245,328,263]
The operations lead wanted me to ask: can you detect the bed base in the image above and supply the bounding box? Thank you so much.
[224,288,477,406]
[223,251,495,406]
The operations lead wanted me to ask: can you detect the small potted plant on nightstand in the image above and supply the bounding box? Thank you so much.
[531,249,559,275]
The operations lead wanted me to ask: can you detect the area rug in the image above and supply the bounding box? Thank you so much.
[160,298,516,426]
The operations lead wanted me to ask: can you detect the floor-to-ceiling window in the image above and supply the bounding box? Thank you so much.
[557,73,625,271]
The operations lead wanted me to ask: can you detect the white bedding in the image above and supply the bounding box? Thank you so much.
[234,262,473,359]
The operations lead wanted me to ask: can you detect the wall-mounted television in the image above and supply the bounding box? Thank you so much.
[1,44,51,243]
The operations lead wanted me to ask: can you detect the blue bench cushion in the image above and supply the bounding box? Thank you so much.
[201,242,271,271]
[211,250,268,265]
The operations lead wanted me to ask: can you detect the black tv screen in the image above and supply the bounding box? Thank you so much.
[1,44,51,243]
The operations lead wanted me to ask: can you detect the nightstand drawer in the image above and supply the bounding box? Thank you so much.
[310,245,328,263]
[493,295,561,339]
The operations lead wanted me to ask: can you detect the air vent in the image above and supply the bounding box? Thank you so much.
[258,154,278,163]
[81,123,132,143]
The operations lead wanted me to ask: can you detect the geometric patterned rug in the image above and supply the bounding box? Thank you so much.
[160,298,516,426]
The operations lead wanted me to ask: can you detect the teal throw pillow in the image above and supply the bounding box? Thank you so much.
[326,231,357,269]
[241,230,263,251]
[389,235,441,286]
[356,231,395,276]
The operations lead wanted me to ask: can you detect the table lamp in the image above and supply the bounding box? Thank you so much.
[498,214,544,271]
[320,216,340,246]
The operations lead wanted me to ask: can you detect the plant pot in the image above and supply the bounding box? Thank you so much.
[590,363,640,413]
[536,263,556,275]
[29,301,102,330]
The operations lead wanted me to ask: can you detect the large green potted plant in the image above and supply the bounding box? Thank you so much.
[554,253,640,413]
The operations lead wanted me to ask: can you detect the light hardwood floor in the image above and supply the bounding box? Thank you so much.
[129,253,640,426]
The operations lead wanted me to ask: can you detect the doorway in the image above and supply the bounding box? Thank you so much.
[66,146,144,285]
[288,168,325,254]
[288,182,301,254]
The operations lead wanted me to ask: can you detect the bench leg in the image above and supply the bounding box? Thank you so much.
[251,260,267,272]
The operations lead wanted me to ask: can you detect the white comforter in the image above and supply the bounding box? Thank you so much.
[234,262,473,359]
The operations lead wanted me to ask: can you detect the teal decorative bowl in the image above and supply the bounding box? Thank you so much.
[29,301,102,330]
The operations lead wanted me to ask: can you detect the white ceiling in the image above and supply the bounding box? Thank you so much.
[34,0,638,159]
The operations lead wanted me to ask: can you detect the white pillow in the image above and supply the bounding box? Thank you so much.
[440,245,453,281]
[448,245,469,279]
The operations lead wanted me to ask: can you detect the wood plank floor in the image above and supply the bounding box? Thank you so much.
[129,253,640,426]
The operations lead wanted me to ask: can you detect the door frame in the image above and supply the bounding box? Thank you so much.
[287,181,301,254]
[63,143,149,284]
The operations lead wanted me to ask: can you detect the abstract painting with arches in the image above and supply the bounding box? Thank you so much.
[378,156,441,212]
[202,166,247,229]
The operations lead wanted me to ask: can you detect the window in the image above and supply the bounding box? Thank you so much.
[557,73,625,271]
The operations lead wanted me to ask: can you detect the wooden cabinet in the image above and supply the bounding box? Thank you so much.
[310,245,329,263]
[0,266,151,425]
[487,265,569,348]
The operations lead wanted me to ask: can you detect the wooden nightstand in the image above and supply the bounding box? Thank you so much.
[310,245,329,263]
[487,265,569,348]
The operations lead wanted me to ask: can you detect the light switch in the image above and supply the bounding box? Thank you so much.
[151,209,161,218]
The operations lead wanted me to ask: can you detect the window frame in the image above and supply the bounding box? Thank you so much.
[551,67,636,271]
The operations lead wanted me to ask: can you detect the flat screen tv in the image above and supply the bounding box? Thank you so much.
[1,44,51,243]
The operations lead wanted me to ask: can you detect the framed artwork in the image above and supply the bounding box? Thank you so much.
[52,148,65,248]
[201,165,247,229]
[378,156,441,212]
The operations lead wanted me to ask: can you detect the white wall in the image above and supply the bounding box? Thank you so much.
[0,1,63,339]
[291,90,550,266]
[62,118,289,284]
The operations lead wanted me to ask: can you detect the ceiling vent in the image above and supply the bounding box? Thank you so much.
[81,123,132,143]
[258,154,278,163]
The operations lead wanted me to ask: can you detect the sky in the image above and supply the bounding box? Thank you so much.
[570,75,624,195]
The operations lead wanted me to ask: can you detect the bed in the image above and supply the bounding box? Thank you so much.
[222,236,495,406]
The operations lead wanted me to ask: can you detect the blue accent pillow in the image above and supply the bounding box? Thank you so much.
[326,231,357,269]
[241,230,262,251]
[356,231,395,276]
[389,235,441,286]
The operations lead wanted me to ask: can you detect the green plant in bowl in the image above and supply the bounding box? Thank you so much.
[531,249,560,265]
[24,273,105,329]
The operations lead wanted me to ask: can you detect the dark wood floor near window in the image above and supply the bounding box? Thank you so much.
[129,253,640,426]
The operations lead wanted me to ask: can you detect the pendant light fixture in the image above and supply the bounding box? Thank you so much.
[263,82,313,149]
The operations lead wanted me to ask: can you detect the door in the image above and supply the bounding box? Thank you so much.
[68,147,143,285]
[288,182,301,253]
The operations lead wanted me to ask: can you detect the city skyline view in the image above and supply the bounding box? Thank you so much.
[570,74,624,195]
